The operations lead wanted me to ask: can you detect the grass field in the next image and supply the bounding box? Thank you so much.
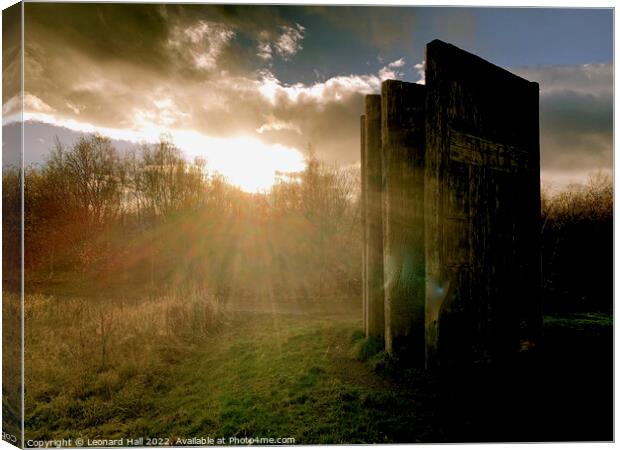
[21,290,613,445]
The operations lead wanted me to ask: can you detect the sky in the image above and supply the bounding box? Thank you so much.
[2,3,614,191]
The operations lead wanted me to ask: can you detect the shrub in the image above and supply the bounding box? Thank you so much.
[541,172,613,312]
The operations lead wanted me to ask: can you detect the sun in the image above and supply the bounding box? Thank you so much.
[173,132,307,193]
[23,110,307,194]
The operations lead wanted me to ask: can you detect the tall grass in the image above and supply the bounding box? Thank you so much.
[24,289,223,440]
[2,292,22,441]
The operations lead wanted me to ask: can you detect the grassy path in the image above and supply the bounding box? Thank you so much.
[137,310,614,444]
[135,314,437,444]
[25,304,613,444]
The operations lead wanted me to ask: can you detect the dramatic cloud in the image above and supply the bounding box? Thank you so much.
[167,20,236,71]
[515,63,612,96]
[256,23,306,62]
[378,58,407,80]
[414,61,425,84]
[257,32,274,61]
[256,115,302,135]
[20,7,410,165]
[2,4,22,122]
[513,63,612,186]
[8,4,613,190]
[274,23,306,60]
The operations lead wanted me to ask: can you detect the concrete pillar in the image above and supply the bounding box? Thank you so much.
[424,39,541,367]
[364,95,385,339]
[381,80,426,362]
[360,115,368,334]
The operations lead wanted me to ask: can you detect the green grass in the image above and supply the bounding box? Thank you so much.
[111,315,436,444]
[23,291,222,443]
[24,295,440,444]
[543,311,613,330]
[23,293,613,444]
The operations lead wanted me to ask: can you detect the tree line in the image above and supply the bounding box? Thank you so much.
[3,134,361,299]
[540,173,613,312]
[2,132,613,311]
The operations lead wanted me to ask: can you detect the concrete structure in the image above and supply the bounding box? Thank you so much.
[424,40,541,367]
[364,95,385,339]
[381,80,426,361]
[359,39,541,367]
[360,115,368,334]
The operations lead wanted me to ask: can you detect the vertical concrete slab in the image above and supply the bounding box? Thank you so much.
[360,115,368,335]
[364,95,385,339]
[381,80,426,361]
[424,40,541,367]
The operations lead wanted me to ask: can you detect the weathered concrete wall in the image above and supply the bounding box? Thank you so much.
[364,95,385,339]
[424,40,541,367]
[360,114,368,334]
[381,80,426,361]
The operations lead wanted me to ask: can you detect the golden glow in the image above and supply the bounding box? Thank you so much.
[175,132,306,193]
[23,111,306,193]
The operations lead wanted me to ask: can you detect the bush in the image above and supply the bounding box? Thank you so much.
[541,172,613,312]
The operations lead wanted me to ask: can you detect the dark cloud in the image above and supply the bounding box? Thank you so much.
[19,2,393,165]
[2,3,21,111]
[542,91,612,137]
[21,4,316,126]
[257,91,367,163]
[514,64,612,173]
[304,6,417,51]
[2,2,22,171]
[25,3,170,69]
[540,91,612,170]
[10,4,613,187]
